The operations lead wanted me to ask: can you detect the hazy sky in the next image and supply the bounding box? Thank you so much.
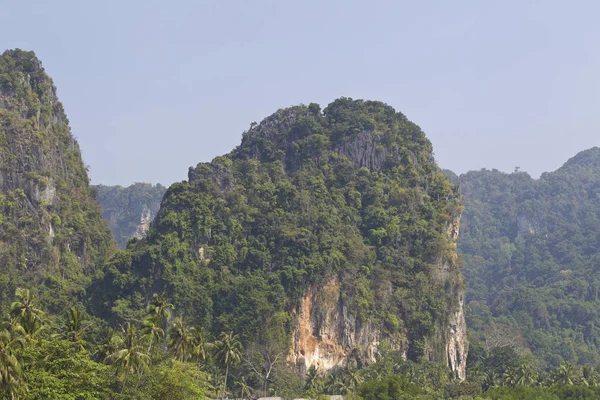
[2,1,600,185]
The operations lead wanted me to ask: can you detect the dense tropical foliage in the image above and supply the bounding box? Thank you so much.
[9,48,600,399]
[448,148,600,371]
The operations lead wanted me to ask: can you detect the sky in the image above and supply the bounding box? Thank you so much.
[2,0,600,186]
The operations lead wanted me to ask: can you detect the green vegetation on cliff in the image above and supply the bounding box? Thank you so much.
[90,98,464,366]
[0,49,115,313]
[452,148,600,370]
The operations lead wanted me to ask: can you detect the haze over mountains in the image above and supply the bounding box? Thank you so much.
[5,48,600,399]
[99,143,600,373]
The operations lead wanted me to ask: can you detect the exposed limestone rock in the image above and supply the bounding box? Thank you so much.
[133,204,153,239]
[290,214,468,380]
[289,277,385,375]
[446,294,467,380]
[94,183,166,248]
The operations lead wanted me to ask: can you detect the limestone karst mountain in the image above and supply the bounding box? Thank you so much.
[90,98,468,379]
[0,49,115,311]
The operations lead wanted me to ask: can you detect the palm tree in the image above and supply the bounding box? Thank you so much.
[482,370,499,390]
[168,317,194,362]
[141,316,164,357]
[305,366,324,397]
[191,325,211,363]
[325,373,347,395]
[552,362,579,386]
[515,364,537,387]
[54,307,91,352]
[94,326,118,361]
[345,367,364,392]
[105,323,150,383]
[582,365,599,386]
[214,331,242,399]
[10,288,46,340]
[146,293,173,330]
[0,327,26,399]
[237,376,253,398]
[204,367,225,399]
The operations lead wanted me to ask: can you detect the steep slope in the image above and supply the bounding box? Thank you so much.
[0,49,116,312]
[94,183,166,248]
[91,99,467,378]
[454,148,600,368]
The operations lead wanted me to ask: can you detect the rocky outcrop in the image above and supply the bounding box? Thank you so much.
[446,294,467,380]
[290,215,468,380]
[289,277,385,375]
[94,183,166,248]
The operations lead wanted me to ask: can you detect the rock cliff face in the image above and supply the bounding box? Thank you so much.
[94,183,166,248]
[289,277,383,374]
[0,49,115,311]
[290,215,467,380]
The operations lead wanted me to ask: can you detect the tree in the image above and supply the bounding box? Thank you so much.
[236,376,253,398]
[214,331,242,399]
[168,317,194,362]
[244,341,285,395]
[145,360,206,400]
[10,288,46,340]
[304,366,324,398]
[146,293,174,331]
[552,362,580,386]
[104,323,150,384]
[190,325,211,363]
[345,366,365,392]
[483,323,530,355]
[54,307,91,352]
[142,316,164,357]
[22,339,114,399]
[0,328,25,399]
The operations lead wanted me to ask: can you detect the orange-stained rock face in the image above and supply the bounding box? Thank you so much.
[288,277,384,375]
[288,214,468,381]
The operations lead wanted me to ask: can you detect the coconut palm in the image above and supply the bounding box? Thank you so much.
[10,288,46,340]
[191,325,211,363]
[146,293,173,330]
[205,368,225,399]
[345,367,364,392]
[582,365,599,386]
[141,315,164,357]
[552,362,579,386]
[325,373,347,395]
[305,365,324,397]
[482,370,499,390]
[515,364,537,386]
[0,327,26,399]
[168,317,194,362]
[214,331,242,399]
[237,376,253,398]
[54,306,91,352]
[94,326,118,361]
[105,323,150,383]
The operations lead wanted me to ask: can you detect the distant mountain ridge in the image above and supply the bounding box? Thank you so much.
[449,146,600,368]
[94,183,166,248]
